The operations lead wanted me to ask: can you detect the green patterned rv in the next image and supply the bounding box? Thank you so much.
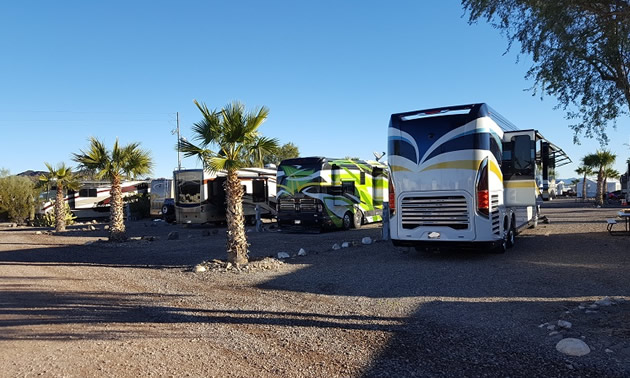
[276,157,388,230]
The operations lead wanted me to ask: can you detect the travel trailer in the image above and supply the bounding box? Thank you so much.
[173,168,277,224]
[387,103,570,252]
[276,157,388,230]
[149,178,173,217]
[38,180,149,219]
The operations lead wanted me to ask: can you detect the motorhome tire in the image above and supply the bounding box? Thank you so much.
[506,224,515,248]
[352,210,362,229]
[492,238,507,254]
[342,212,352,230]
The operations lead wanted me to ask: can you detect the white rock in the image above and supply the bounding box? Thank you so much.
[341,242,350,248]
[556,338,591,356]
[332,243,341,250]
[297,248,307,256]
[595,297,613,307]
[557,320,572,329]
[538,322,549,328]
[277,252,290,259]
[605,349,614,353]
[104,225,110,230]
[89,225,96,231]
[35,231,42,235]
[547,325,556,331]
[362,237,372,245]
[549,331,559,336]
[194,265,207,273]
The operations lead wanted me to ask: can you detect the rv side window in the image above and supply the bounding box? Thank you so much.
[252,180,266,203]
[512,135,534,178]
[342,181,355,196]
[79,188,97,197]
[360,172,366,186]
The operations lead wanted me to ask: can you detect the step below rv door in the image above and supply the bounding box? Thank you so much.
[502,130,538,207]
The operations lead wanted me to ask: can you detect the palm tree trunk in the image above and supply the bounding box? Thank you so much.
[595,168,604,206]
[55,184,65,232]
[224,170,248,265]
[582,173,587,201]
[109,176,126,241]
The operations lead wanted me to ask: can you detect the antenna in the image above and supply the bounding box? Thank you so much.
[373,151,386,162]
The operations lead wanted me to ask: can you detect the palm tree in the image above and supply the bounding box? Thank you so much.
[575,164,594,201]
[583,150,616,206]
[603,167,620,200]
[73,138,152,241]
[181,100,278,265]
[39,163,80,232]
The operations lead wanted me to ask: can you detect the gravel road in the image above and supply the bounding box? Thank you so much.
[1,198,629,377]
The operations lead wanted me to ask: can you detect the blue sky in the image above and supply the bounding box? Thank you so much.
[1,1,628,179]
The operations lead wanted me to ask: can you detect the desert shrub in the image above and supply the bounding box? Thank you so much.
[126,193,150,219]
[32,203,77,227]
[0,175,38,224]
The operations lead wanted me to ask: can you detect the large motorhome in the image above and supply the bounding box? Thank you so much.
[387,103,570,252]
[38,180,149,219]
[149,178,173,217]
[173,168,277,224]
[276,157,388,230]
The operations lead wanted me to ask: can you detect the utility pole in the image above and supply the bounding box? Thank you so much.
[176,112,181,171]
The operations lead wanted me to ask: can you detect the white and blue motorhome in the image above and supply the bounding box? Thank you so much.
[387,103,570,252]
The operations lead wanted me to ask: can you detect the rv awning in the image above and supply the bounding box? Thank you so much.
[536,131,572,167]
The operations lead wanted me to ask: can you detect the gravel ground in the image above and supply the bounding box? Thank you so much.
[1,198,629,377]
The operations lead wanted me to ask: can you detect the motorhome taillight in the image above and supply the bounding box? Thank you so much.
[388,177,396,215]
[476,158,490,217]
[477,190,490,216]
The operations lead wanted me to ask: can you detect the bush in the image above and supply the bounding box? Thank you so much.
[32,203,77,227]
[126,193,150,219]
[0,175,38,224]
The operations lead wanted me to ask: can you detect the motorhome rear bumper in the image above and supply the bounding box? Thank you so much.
[391,239,502,251]
[277,212,332,229]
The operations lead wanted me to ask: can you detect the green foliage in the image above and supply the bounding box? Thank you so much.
[73,137,153,181]
[181,100,279,172]
[126,193,150,219]
[0,175,38,223]
[32,203,77,227]
[263,142,300,166]
[462,0,630,144]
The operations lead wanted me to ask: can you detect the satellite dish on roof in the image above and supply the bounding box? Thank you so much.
[373,151,386,162]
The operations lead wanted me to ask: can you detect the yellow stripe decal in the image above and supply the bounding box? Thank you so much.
[390,165,411,172]
[504,180,537,189]
[489,160,503,181]
[421,160,480,172]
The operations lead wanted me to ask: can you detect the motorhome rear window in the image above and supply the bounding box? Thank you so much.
[177,179,201,204]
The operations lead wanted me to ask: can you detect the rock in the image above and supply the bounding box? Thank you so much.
[557,320,572,329]
[277,252,290,259]
[92,220,98,224]
[167,231,179,240]
[332,243,341,250]
[226,262,233,269]
[104,225,110,230]
[89,225,96,231]
[194,264,207,273]
[556,338,591,356]
[547,325,556,331]
[341,242,350,248]
[605,349,614,353]
[35,231,42,235]
[538,323,548,328]
[588,304,599,309]
[297,248,307,256]
[549,331,559,336]
[141,235,159,241]
[362,237,372,245]
[595,297,613,307]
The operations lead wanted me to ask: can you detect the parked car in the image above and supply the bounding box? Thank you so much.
[607,190,623,201]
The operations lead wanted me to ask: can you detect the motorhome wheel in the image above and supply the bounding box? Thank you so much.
[352,210,362,229]
[342,212,352,230]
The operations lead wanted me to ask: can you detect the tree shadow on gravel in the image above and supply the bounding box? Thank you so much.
[257,228,630,376]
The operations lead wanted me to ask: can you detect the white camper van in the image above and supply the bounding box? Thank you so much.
[173,168,277,225]
[387,103,570,253]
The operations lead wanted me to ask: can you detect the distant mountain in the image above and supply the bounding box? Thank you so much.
[17,170,46,178]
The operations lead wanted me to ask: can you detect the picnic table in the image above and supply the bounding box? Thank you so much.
[608,209,630,235]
